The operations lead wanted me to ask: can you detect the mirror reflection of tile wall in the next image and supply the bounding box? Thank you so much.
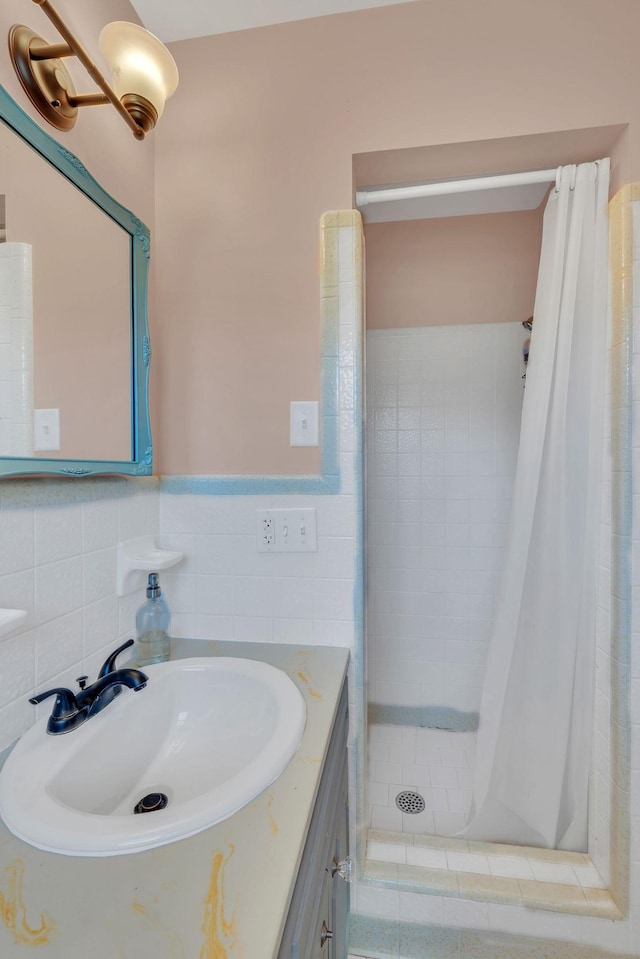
[0,243,33,456]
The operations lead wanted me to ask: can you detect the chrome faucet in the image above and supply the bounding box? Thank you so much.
[29,639,148,735]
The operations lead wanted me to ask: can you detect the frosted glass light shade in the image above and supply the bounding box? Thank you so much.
[99,22,178,120]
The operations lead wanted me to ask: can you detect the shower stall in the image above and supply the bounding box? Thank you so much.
[363,160,610,857]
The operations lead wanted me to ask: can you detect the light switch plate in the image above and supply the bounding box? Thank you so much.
[34,408,60,451]
[290,401,319,447]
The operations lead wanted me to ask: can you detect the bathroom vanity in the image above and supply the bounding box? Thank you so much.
[0,640,350,959]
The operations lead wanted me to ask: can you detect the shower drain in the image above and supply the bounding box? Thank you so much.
[395,790,425,814]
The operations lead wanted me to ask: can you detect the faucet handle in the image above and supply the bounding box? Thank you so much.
[29,687,87,735]
[97,638,135,678]
[29,687,80,715]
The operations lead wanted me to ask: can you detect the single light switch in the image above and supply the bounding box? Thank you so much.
[34,408,60,451]
[290,401,319,447]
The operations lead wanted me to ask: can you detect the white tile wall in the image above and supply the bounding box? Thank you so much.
[366,323,524,713]
[158,494,357,647]
[0,480,158,752]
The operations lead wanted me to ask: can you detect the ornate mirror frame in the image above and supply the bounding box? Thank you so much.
[0,83,152,478]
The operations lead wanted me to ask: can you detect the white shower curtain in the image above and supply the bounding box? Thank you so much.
[464,159,610,850]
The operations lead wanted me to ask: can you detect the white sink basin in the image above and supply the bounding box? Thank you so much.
[0,657,306,857]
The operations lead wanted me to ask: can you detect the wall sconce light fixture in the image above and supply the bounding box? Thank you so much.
[9,0,178,140]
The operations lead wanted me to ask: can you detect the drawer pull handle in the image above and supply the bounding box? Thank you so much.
[320,920,333,947]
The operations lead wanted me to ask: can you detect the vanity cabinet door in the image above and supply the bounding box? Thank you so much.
[329,763,349,959]
[278,681,348,959]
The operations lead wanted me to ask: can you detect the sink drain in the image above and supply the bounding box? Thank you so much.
[134,792,169,814]
[395,790,425,814]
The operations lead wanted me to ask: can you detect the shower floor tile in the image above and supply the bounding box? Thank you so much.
[367,723,476,837]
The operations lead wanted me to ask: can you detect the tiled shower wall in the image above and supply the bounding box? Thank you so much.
[366,322,524,714]
[350,190,639,957]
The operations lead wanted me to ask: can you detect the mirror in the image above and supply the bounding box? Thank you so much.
[0,83,151,477]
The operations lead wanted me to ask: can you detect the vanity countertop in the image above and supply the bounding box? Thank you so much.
[0,639,350,959]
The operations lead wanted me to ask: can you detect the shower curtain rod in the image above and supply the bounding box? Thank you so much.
[355,168,558,208]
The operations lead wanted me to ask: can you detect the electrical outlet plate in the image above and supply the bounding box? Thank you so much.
[256,508,317,552]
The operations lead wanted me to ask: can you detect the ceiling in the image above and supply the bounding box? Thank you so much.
[128,0,417,43]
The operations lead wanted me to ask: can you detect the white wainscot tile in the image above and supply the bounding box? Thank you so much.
[0,508,34,575]
[172,613,233,641]
[233,615,273,643]
[233,576,274,618]
[0,630,34,708]
[82,498,119,552]
[270,577,315,620]
[314,578,353,621]
[0,696,34,751]
[82,596,119,658]
[0,568,34,630]
[83,638,124,680]
[272,618,314,644]
[315,537,355,580]
[118,493,155,541]
[192,496,239,535]
[195,534,239,576]
[34,610,83,685]
[193,574,234,617]
[35,557,82,625]
[313,619,354,647]
[83,547,117,606]
[158,493,196,534]
[160,572,196,615]
[35,505,82,565]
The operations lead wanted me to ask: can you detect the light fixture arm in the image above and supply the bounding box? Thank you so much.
[28,0,145,138]
[9,0,179,140]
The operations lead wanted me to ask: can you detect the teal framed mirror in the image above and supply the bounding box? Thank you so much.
[0,83,151,477]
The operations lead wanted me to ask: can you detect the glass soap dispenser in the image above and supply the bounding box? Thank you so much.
[132,572,171,666]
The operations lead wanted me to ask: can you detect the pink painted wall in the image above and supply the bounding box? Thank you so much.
[0,0,156,464]
[155,0,639,475]
[365,210,544,330]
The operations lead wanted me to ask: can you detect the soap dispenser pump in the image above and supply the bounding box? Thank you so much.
[132,572,171,666]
